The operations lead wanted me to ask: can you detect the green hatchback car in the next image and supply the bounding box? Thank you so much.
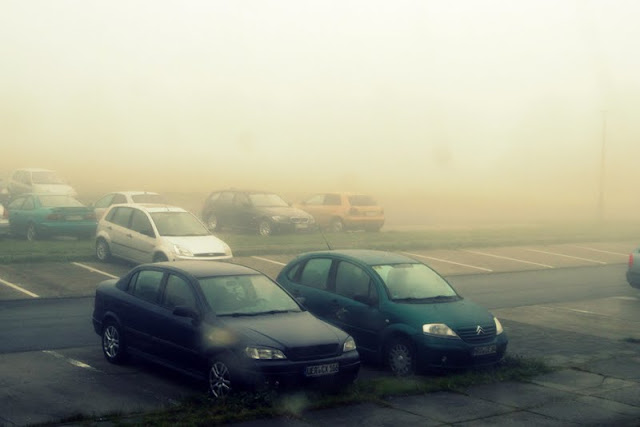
[276,250,508,375]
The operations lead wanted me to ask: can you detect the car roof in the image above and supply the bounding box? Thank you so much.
[111,191,160,196]
[108,203,186,213]
[149,261,260,278]
[299,249,417,265]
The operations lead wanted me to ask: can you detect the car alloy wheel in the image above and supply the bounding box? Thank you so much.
[95,239,111,262]
[258,220,273,237]
[329,218,344,233]
[102,322,127,364]
[26,223,37,241]
[387,338,415,376]
[208,360,232,399]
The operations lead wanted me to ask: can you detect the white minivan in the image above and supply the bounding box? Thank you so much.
[9,168,77,197]
[95,203,232,264]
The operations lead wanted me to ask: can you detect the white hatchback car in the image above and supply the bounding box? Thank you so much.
[95,204,232,264]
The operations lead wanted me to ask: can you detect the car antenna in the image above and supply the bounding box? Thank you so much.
[319,229,333,250]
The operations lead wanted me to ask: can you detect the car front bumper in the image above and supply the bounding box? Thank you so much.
[235,350,360,388]
[413,332,508,370]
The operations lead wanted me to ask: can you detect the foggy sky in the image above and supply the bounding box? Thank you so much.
[2,1,639,222]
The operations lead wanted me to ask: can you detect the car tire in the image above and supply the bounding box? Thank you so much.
[102,321,128,364]
[95,238,111,262]
[386,337,416,376]
[153,253,169,262]
[26,223,37,241]
[329,218,344,233]
[208,358,233,400]
[204,213,219,231]
[258,219,273,237]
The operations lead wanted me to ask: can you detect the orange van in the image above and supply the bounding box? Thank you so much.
[297,193,384,232]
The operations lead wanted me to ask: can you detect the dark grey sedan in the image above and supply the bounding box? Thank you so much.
[92,261,360,399]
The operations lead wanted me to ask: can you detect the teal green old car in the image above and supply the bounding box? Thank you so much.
[276,250,508,376]
[8,193,97,241]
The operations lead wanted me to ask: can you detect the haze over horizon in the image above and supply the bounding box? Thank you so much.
[2,1,639,223]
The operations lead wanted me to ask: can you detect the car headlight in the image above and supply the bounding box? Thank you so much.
[423,323,460,338]
[343,336,357,353]
[271,215,288,223]
[173,244,193,257]
[494,317,504,335]
[245,346,287,360]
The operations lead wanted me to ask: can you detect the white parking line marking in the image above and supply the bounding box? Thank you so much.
[71,262,119,279]
[525,249,607,264]
[0,277,39,298]
[401,252,493,272]
[567,245,628,256]
[251,256,286,266]
[539,306,600,316]
[42,350,102,372]
[463,250,554,269]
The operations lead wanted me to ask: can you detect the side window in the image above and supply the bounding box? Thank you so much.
[163,274,197,310]
[8,197,26,210]
[109,207,134,228]
[208,192,220,203]
[233,193,249,206]
[335,261,375,301]
[21,197,35,210]
[324,194,341,206]
[131,270,164,303]
[130,209,154,236]
[218,192,234,203]
[305,194,325,206]
[298,258,332,290]
[111,194,127,204]
[94,194,114,208]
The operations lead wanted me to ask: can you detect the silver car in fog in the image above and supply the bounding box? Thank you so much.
[95,204,232,264]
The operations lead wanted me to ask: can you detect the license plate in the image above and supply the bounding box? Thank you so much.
[295,223,308,229]
[472,345,497,356]
[305,363,339,377]
[66,215,83,221]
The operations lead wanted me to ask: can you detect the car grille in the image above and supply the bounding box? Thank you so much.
[456,323,497,344]
[290,217,309,224]
[193,252,227,257]
[286,344,340,361]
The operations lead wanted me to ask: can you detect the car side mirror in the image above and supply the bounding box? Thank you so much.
[173,306,200,321]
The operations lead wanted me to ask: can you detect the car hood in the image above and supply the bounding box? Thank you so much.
[32,184,77,196]
[163,235,229,254]
[258,206,313,219]
[389,298,495,329]
[215,311,345,349]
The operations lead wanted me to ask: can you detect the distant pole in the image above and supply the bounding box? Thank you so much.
[597,110,607,223]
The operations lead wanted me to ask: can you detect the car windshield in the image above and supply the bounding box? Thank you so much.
[348,195,377,206]
[373,263,459,301]
[199,274,302,316]
[38,195,84,208]
[131,193,165,203]
[31,171,65,185]
[150,211,210,236]
[249,193,288,207]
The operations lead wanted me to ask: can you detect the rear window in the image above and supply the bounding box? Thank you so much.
[348,195,377,206]
[39,195,83,207]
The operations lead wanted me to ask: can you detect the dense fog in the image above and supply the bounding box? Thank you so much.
[2,1,639,225]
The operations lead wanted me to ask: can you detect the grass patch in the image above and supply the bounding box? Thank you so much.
[54,355,551,426]
[0,221,638,264]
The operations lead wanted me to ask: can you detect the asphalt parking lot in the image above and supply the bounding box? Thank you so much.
[0,240,633,301]
[0,240,638,426]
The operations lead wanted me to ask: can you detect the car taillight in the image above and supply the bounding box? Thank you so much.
[46,213,61,220]
[629,253,634,268]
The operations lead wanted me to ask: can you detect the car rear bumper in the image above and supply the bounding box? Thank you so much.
[37,222,97,237]
[626,271,640,289]
[343,217,385,229]
[414,333,508,370]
